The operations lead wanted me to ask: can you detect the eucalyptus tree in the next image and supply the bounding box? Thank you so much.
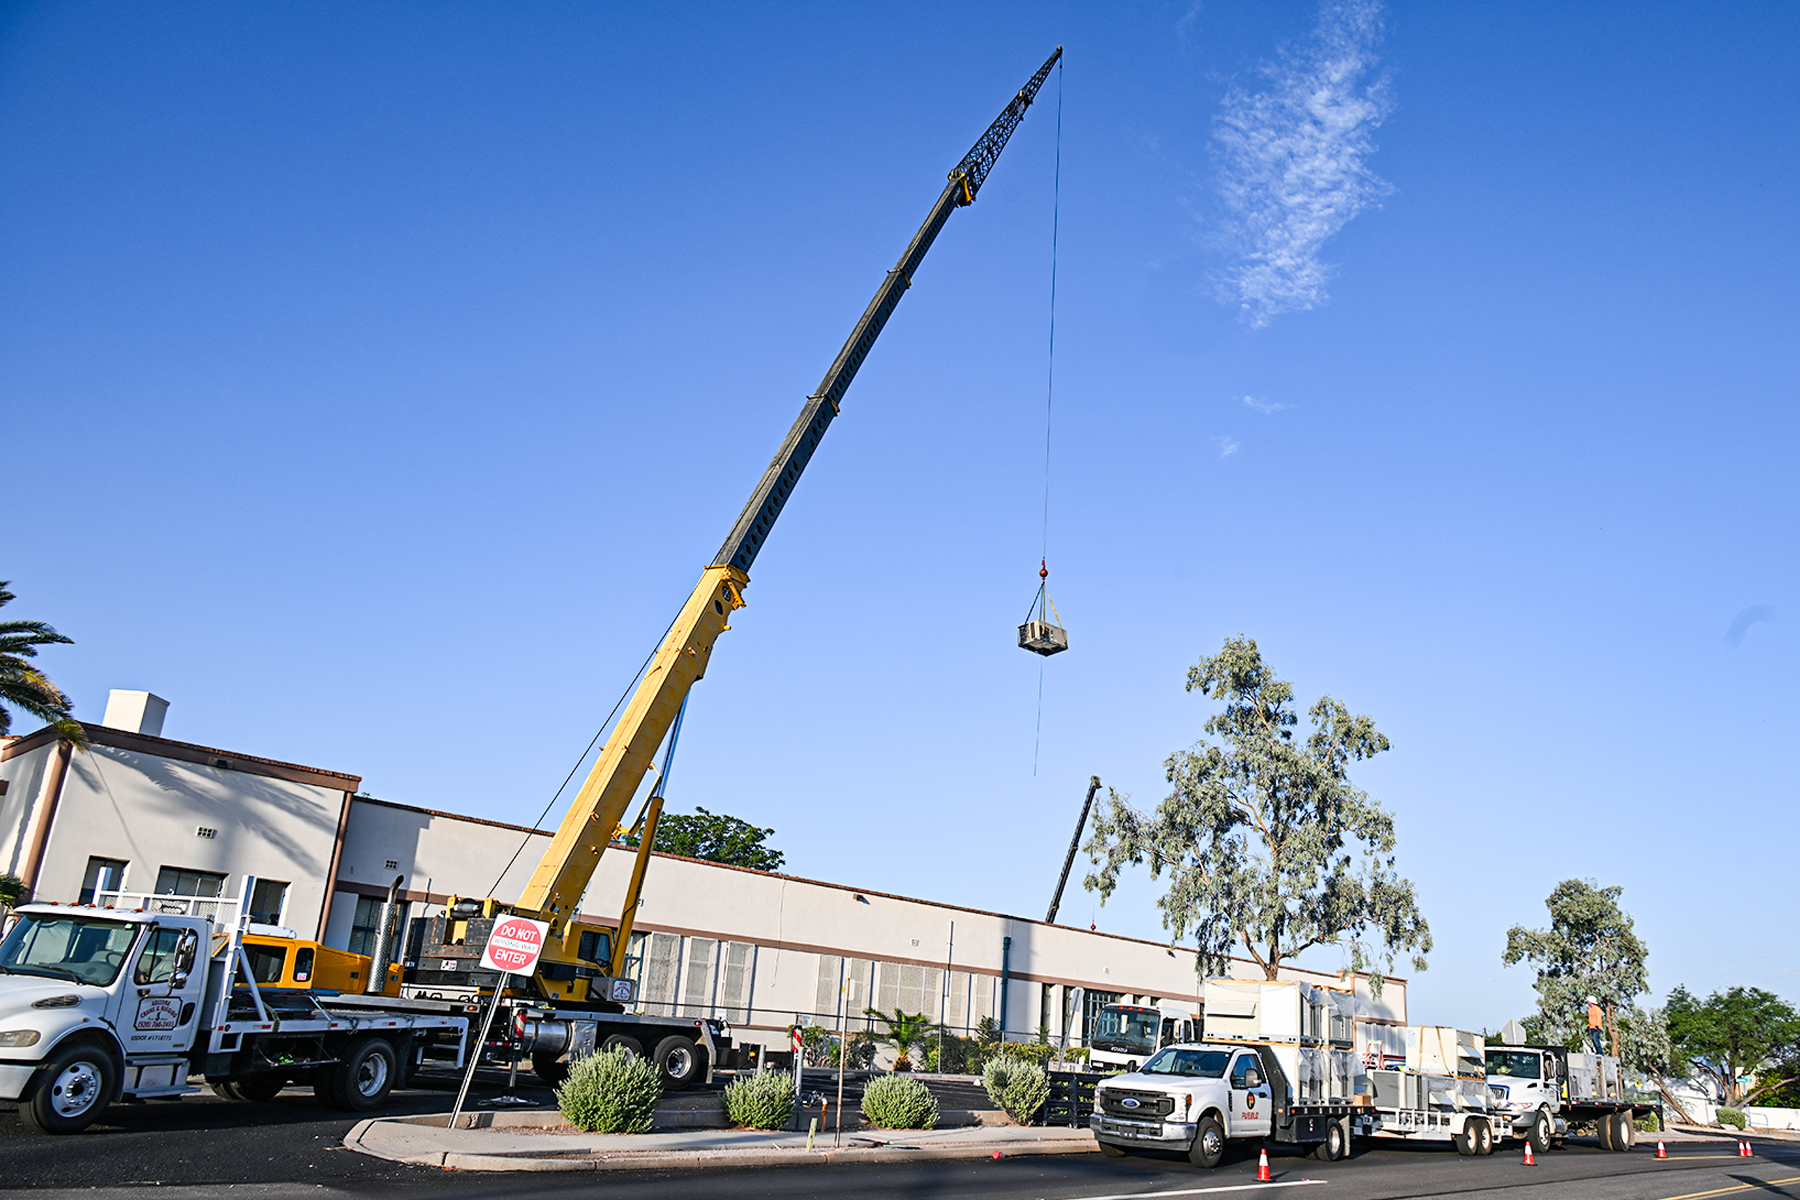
[1084,636,1430,986]
[1502,879,1649,1055]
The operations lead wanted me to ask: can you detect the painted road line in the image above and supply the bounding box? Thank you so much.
[1048,1180,1327,1200]
[1654,1175,1800,1200]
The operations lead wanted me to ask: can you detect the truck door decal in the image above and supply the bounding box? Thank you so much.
[135,996,181,1031]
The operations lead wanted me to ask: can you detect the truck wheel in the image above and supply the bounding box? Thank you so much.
[1474,1118,1494,1156]
[1454,1123,1477,1156]
[601,1034,643,1058]
[1188,1114,1226,1169]
[533,1052,570,1087]
[1596,1114,1616,1151]
[20,1041,116,1134]
[1529,1109,1553,1155]
[1613,1112,1636,1150]
[328,1036,397,1112]
[653,1036,705,1088]
[235,1075,286,1102]
[1099,1141,1129,1158]
[1312,1118,1348,1161]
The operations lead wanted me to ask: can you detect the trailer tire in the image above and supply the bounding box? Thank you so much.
[1188,1114,1226,1169]
[1529,1109,1553,1155]
[653,1036,705,1088]
[533,1052,569,1087]
[1311,1118,1348,1161]
[327,1036,397,1112]
[601,1034,643,1058]
[20,1040,117,1134]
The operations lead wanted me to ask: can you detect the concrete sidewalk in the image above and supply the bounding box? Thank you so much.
[346,1108,1100,1172]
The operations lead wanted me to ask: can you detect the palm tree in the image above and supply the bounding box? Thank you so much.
[863,1007,936,1072]
[0,581,85,745]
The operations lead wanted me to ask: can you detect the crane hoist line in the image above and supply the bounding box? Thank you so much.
[427,47,1065,1029]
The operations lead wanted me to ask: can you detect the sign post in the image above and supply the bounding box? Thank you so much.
[449,915,550,1129]
[791,1025,805,1131]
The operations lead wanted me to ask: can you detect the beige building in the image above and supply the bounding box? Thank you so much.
[3,695,1406,1055]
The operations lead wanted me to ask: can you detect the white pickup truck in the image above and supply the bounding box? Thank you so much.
[1091,1043,1357,1167]
[0,901,469,1133]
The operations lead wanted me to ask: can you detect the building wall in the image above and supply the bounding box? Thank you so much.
[333,795,1407,1053]
[0,738,57,880]
[0,725,358,939]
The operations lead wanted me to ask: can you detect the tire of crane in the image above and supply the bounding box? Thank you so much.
[653,1036,706,1088]
[532,1052,570,1087]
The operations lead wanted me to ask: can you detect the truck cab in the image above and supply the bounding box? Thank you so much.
[1092,1042,1296,1168]
[1087,1002,1202,1072]
[0,904,209,1132]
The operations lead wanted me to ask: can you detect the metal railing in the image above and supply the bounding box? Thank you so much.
[91,889,244,928]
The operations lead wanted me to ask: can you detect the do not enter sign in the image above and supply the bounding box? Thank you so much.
[480,915,551,975]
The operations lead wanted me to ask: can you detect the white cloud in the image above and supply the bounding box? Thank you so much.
[1241,394,1290,413]
[1214,435,1241,458]
[1212,0,1394,327]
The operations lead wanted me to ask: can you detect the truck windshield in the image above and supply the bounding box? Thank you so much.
[0,914,138,986]
[1486,1050,1542,1079]
[1142,1048,1232,1077]
[1093,1007,1159,1053]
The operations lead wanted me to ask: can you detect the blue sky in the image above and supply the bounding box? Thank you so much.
[4,1,1796,1034]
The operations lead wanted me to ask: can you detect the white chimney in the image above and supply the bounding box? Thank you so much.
[102,690,169,737]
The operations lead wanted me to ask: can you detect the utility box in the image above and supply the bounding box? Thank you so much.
[1018,620,1068,656]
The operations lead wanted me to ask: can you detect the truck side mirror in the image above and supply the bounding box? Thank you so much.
[1245,1068,1261,1088]
[174,931,198,975]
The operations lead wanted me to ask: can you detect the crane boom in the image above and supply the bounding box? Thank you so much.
[472,46,1063,1001]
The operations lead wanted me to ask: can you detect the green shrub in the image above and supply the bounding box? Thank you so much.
[995,1040,1056,1066]
[1063,1046,1090,1065]
[721,1069,796,1130]
[862,1073,938,1129]
[1635,1112,1661,1133]
[984,1056,1049,1124]
[1719,1108,1746,1130]
[925,1032,986,1075]
[556,1047,663,1133]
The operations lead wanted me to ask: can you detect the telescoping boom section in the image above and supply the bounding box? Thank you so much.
[428,47,1064,1009]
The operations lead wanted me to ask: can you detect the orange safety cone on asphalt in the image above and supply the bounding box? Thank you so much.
[1744,1140,1755,1157]
[1737,1140,1747,1157]
[1257,1147,1272,1181]
[1656,1140,1666,1158]
[1522,1142,1536,1166]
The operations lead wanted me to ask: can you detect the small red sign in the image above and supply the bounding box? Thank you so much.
[481,915,550,975]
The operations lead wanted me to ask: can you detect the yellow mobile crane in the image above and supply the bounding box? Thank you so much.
[412,47,1063,1088]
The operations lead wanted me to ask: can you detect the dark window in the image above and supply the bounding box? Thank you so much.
[1231,1054,1260,1088]
[244,943,288,984]
[154,867,225,898]
[134,927,185,985]
[79,857,129,904]
[1083,989,1122,1042]
[248,879,288,925]
[293,947,315,983]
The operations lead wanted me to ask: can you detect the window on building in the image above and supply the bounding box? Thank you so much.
[248,879,288,926]
[154,867,226,898]
[1083,989,1121,1042]
[347,895,383,956]
[79,857,129,904]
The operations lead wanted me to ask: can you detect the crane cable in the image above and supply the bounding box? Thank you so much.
[1033,59,1064,778]
[486,609,679,898]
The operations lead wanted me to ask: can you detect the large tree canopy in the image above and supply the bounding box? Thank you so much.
[626,806,785,872]
[0,581,85,745]
[1502,879,1650,1054]
[1666,985,1800,1107]
[1084,636,1430,983]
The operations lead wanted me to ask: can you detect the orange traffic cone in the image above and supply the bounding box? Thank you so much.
[1522,1142,1536,1165]
[1656,1140,1666,1158]
[1257,1147,1272,1181]
[1744,1140,1754,1158]
[1738,1140,1748,1157]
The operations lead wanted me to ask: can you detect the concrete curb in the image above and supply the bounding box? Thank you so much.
[344,1113,1099,1173]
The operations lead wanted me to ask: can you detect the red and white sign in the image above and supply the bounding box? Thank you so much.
[481,916,550,975]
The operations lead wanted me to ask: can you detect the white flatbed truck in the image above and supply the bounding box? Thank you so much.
[0,900,470,1133]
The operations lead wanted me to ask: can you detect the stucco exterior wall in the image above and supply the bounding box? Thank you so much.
[0,738,56,880]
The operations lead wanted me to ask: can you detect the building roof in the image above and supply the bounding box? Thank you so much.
[0,721,361,792]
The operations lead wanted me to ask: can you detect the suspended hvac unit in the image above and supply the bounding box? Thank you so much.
[1018,562,1068,656]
